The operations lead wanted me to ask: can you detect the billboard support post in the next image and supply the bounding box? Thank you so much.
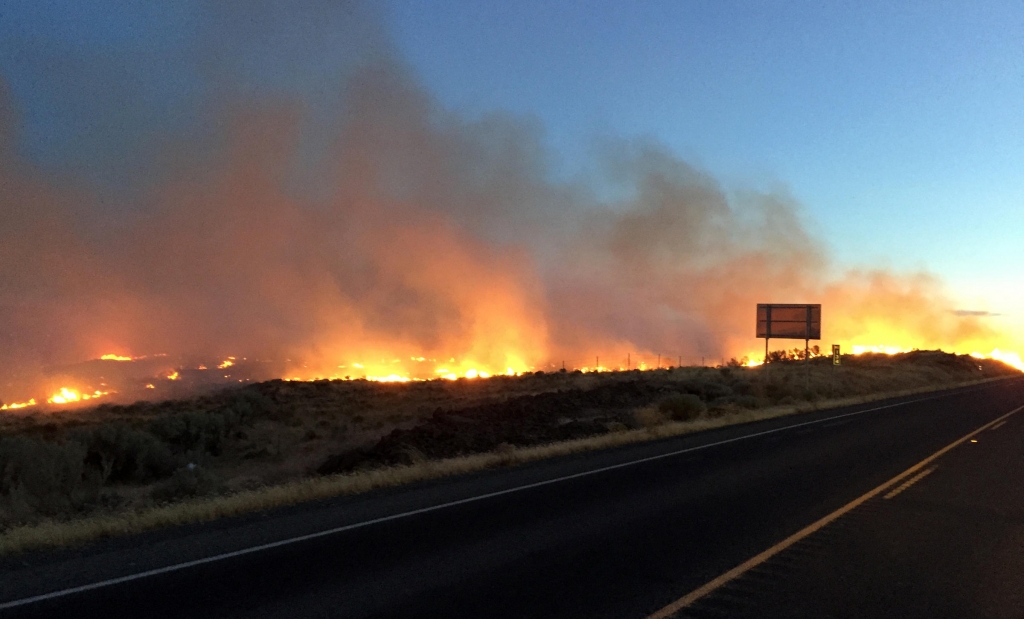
[756,303,822,384]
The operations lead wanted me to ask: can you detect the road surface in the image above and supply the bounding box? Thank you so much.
[2,378,1023,618]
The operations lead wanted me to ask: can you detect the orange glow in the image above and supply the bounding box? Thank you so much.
[971,349,1024,372]
[0,398,37,411]
[218,359,234,369]
[166,371,180,380]
[366,374,412,383]
[848,344,1024,372]
[100,354,134,361]
[46,387,113,405]
[852,345,911,355]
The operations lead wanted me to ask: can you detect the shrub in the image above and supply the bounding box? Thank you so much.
[151,465,218,503]
[731,380,756,396]
[72,423,175,484]
[225,390,275,421]
[734,395,761,409]
[657,394,706,421]
[149,411,229,456]
[0,437,86,521]
[633,406,667,428]
[765,382,796,403]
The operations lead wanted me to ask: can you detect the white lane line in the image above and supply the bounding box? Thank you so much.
[883,466,936,499]
[646,403,1024,619]
[0,387,998,610]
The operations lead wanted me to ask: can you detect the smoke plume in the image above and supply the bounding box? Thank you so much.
[0,2,1005,403]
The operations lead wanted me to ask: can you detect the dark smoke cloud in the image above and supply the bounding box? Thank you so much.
[0,2,1005,401]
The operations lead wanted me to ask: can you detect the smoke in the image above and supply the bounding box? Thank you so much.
[0,2,1006,401]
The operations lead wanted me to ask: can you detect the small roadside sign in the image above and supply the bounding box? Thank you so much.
[832,344,841,365]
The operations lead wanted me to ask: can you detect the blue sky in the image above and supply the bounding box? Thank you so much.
[2,0,1022,332]
[384,0,1024,317]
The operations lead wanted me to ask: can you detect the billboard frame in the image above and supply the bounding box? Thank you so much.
[756,303,821,365]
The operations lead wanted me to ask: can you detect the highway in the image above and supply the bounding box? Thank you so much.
[2,378,1023,618]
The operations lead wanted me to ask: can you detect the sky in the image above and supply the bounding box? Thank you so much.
[1,0,1022,359]
[383,0,1024,319]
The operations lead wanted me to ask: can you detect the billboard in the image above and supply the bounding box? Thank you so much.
[756,304,821,340]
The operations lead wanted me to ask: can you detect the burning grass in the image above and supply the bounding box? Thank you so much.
[0,350,1017,555]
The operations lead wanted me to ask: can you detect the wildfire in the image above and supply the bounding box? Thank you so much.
[849,344,1024,372]
[166,371,180,380]
[0,399,37,411]
[47,387,113,405]
[100,353,134,361]
[852,345,911,355]
[971,349,1024,372]
[366,374,412,383]
[218,357,235,369]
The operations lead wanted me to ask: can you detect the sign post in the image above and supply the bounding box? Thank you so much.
[756,304,822,385]
[831,344,840,397]
[756,304,822,363]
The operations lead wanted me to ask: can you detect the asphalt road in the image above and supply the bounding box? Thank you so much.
[3,378,1023,618]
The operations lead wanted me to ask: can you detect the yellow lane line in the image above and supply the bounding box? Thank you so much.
[883,467,936,499]
[645,403,1024,619]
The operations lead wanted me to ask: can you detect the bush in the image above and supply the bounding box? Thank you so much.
[72,423,175,484]
[224,390,274,421]
[149,411,230,456]
[0,437,86,521]
[657,394,706,421]
[765,382,796,403]
[633,406,667,428]
[731,380,757,396]
[151,465,218,503]
[679,380,732,400]
[734,395,761,409]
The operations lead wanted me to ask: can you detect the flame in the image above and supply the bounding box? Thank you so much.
[0,398,37,411]
[971,349,1024,372]
[166,371,180,380]
[100,354,134,361]
[848,344,1024,372]
[46,387,113,405]
[48,387,81,404]
[218,358,235,369]
[852,345,911,355]
[366,374,412,383]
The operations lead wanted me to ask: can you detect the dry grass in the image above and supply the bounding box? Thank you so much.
[0,374,1005,557]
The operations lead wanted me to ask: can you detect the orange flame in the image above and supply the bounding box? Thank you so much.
[46,387,114,405]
